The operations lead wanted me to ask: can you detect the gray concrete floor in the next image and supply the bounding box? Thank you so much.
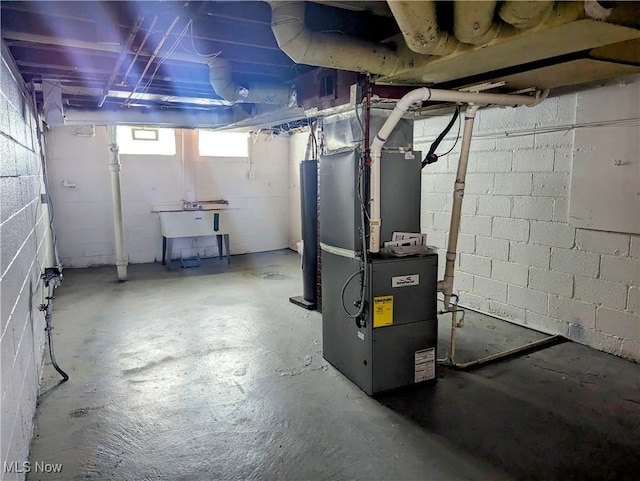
[28,250,640,481]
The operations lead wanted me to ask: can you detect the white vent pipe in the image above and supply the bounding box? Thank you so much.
[369,88,548,263]
[453,1,501,45]
[106,125,128,281]
[269,1,414,75]
[387,0,459,55]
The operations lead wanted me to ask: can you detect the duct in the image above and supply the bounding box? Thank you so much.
[106,125,128,282]
[206,57,293,105]
[386,0,459,56]
[499,0,555,30]
[269,1,414,75]
[453,1,501,45]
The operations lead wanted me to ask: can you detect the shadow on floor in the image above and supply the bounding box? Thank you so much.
[376,347,640,481]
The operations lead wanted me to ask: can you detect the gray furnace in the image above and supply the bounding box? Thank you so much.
[319,108,438,395]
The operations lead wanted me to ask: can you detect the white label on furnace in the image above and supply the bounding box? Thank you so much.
[415,348,435,382]
[357,331,365,341]
[392,274,419,288]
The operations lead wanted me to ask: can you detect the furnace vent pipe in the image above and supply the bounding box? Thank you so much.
[269,1,412,75]
[387,0,459,55]
[106,125,128,281]
[453,1,501,45]
[369,87,547,254]
[499,0,555,30]
[207,57,293,105]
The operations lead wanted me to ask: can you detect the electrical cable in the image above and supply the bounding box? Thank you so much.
[340,148,369,326]
[422,106,459,168]
[187,22,222,58]
[132,19,192,103]
[437,107,462,158]
[43,281,69,382]
[30,81,68,381]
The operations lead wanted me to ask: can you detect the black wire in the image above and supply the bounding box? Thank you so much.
[44,284,69,382]
[439,106,462,157]
[422,106,461,168]
[340,270,363,318]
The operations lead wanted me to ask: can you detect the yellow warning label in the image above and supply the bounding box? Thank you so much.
[373,295,393,328]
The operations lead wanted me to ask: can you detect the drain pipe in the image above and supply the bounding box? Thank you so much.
[106,125,128,281]
[369,87,548,253]
[442,104,479,308]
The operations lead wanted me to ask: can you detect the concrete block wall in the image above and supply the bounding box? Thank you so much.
[416,79,640,361]
[1,47,54,478]
[45,127,290,267]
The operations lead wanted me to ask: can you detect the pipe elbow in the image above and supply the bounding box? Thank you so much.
[207,57,237,101]
[269,1,311,63]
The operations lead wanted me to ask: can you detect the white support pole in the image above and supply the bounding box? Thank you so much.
[442,105,479,309]
[107,125,128,281]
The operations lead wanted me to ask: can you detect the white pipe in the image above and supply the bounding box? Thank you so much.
[369,87,547,253]
[107,125,128,281]
[442,105,479,309]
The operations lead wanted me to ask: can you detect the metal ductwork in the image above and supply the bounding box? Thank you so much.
[268,0,416,75]
[499,0,555,30]
[386,0,459,55]
[453,0,501,45]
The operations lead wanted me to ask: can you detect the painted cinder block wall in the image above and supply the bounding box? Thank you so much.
[45,128,290,267]
[1,47,54,477]
[416,78,639,361]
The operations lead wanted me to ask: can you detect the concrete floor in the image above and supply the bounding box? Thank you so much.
[27,250,640,481]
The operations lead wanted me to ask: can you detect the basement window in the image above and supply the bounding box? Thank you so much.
[198,130,249,158]
[131,127,159,141]
[116,126,176,155]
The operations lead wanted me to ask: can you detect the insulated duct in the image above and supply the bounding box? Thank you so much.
[207,57,294,105]
[453,0,501,45]
[386,0,459,55]
[269,1,414,75]
[499,0,555,30]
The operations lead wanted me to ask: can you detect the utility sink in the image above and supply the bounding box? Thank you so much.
[159,210,229,237]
